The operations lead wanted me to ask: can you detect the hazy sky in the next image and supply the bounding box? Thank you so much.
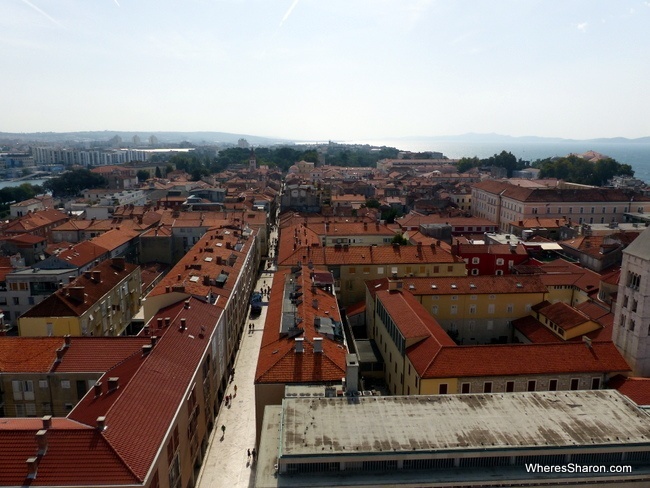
[3,0,649,140]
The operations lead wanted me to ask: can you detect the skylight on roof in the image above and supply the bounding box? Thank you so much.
[216,243,223,247]
[204,257,213,262]
[189,276,200,282]
[431,284,437,289]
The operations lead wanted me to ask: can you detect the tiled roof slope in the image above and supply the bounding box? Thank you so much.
[278,242,459,267]
[255,268,347,384]
[0,429,139,485]
[426,340,629,378]
[148,226,257,301]
[371,289,629,379]
[367,275,547,296]
[0,337,61,372]
[52,336,151,373]
[102,298,222,480]
[611,376,650,406]
[21,260,139,318]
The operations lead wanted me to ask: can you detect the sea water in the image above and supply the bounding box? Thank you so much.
[351,139,650,184]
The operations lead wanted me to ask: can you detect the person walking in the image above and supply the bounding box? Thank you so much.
[221,424,226,436]
[234,384,238,396]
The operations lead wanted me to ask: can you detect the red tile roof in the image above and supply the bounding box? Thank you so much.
[537,301,591,331]
[611,376,650,406]
[512,316,563,343]
[0,337,61,372]
[0,428,139,485]
[255,268,347,384]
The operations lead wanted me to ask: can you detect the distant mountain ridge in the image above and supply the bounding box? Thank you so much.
[0,130,291,145]
[394,133,650,144]
[1,130,649,146]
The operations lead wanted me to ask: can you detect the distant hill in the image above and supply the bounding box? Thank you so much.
[395,133,650,144]
[0,130,293,146]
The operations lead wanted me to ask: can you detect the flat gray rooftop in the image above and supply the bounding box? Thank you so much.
[280,390,650,457]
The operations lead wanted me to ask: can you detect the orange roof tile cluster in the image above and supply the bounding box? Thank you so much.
[279,242,459,268]
[0,337,61,372]
[536,301,591,331]
[512,315,563,343]
[49,240,109,267]
[89,228,140,252]
[22,259,139,318]
[2,208,68,234]
[255,268,347,385]
[472,180,650,203]
[371,289,629,380]
[148,225,257,300]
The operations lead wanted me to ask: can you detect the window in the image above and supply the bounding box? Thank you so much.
[569,207,573,214]
[447,266,453,272]
[591,377,601,389]
[549,379,558,391]
[495,270,503,276]
[61,380,71,389]
[471,268,479,276]
[496,258,504,266]
[461,383,470,394]
[483,382,493,393]
[570,378,580,390]
[450,305,457,315]
[451,295,458,301]
[377,267,384,274]
[15,404,25,416]
[580,207,584,214]
[527,380,536,392]
[349,267,356,274]
[487,320,494,330]
[469,305,476,314]
[472,257,480,264]
[506,304,514,313]
[431,305,438,315]
[438,384,448,394]
[488,304,495,314]
[591,207,595,214]
[433,266,439,273]
[25,403,36,417]
[13,297,19,305]
[629,319,636,332]
[506,381,514,392]
[39,380,48,389]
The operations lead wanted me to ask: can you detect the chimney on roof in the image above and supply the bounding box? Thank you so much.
[313,336,323,353]
[64,335,71,347]
[107,377,119,392]
[94,381,102,397]
[345,353,359,393]
[180,318,187,331]
[151,335,158,347]
[26,457,38,479]
[84,270,92,279]
[142,344,153,355]
[92,271,101,283]
[165,317,171,327]
[111,257,125,271]
[68,275,75,283]
[55,348,65,362]
[157,317,163,329]
[67,286,85,303]
[203,275,210,286]
[42,416,52,430]
[294,337,304,353]
[177,274,181,281]
[36,429,48,455]
[184,299,190,309]
[96,416,107,431]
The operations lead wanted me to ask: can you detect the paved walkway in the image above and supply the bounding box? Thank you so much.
[197,225,278,488]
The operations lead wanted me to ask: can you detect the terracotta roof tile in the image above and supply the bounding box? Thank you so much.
[611,376,650,406]
[255,268,347,384]
[0,337,61,372]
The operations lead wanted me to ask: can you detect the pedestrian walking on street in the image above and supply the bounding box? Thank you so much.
[221,425,226,437]
[247,449,251,459]
[252,448,256,461]
[234,385,237,396]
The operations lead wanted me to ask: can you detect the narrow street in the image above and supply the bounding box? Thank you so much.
[196,218,279,488]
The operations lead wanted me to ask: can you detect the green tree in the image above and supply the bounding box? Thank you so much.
[136,170,149,182]
[155,166,162,178]
[43,169,108,197]
[365,198,380,209]
[391,233,409,245]
[457,157,480,173]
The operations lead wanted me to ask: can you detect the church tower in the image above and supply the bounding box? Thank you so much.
[249,148,257,171]
[612,226,650,375]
